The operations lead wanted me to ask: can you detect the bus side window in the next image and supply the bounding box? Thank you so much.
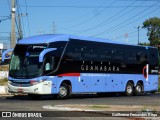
[112,49,124,63]
[44,56,55,71]
[105,49,112,61]
[66,47,82,61]
[45,57,51,71]
[149,51,158,65]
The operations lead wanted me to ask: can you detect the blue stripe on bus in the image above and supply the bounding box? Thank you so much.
[48,73,158,94]
[9,73,158,94]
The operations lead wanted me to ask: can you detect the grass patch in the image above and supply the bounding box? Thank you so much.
[90,105,110,109]
[0,78,8,86]
[141,105,157,112]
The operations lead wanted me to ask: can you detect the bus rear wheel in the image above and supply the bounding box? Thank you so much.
[58,83,70,99]
[125,82,133,96]
[134,83,143,96]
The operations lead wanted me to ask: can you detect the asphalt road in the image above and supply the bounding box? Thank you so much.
[0,93,160,120]
[0,93,160,110]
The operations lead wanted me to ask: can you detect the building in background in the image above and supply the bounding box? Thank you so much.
[0,43,7,56]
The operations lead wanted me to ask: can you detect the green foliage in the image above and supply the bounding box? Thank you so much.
[139,42,150,46]
[0,78,8,86]
[90,105,110,109]
[142,17,160,48]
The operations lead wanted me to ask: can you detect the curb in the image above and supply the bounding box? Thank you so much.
[43,105,100,111]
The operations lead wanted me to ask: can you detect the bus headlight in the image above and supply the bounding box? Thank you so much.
[30,80,39,85]
[30,80,44,85]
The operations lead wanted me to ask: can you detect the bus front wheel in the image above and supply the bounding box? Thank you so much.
[58,83,70,99]
[125,82,133,96]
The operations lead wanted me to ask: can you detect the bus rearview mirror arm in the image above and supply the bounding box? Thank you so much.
[2,49,14,62]
[39,48,57,62]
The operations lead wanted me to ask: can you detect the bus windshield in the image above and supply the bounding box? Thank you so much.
[9,44,47,78]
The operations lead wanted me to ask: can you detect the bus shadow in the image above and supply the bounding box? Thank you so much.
[5,92,158,101]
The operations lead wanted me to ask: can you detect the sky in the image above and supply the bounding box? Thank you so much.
[0,0,160,47]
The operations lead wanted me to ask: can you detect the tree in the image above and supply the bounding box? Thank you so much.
[142,17,160,48]
[139,42,150,46]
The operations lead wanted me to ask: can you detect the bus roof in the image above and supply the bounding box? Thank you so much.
[17,34,153,48]
[18,34,69,44]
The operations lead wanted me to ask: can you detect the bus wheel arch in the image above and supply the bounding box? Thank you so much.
[125,80,134,96]
[134,80,143,96]
[58,80,72,99]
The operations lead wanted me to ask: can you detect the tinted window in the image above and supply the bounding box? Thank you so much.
[149,48,158,65]
[125,46,147,64]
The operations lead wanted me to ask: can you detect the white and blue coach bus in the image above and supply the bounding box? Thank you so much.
[2,34,159,99]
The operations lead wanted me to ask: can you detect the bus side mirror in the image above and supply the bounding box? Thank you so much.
[39,48,57,62]
[2,49,13,62]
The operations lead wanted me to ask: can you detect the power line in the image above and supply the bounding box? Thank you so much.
[0,16,10,18]
[7,0,11,13]
[25,0,31,36]
[16,0,23,39]
[74,0,140,34]
[62,0,117,29]
[91,1,160,37]
[60,0,147,34]
[0,17,11,22]
[19,5,160,8]
[15,15,21,39]
[0,32,10,33]
[16,0,25,37]
[57,0,108,24]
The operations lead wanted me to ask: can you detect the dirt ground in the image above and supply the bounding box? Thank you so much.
[0,65,9,71]
[47,104,160,112]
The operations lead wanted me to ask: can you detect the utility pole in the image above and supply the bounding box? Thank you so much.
[134,26,140,45]
[53,21,55,34]
[18,14,23,40]
[137,26,140,45]
[11,0,16,48]
[138,26,140,45]
[125,33,128,43]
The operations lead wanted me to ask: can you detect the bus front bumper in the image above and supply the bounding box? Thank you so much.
[7,81,52,95]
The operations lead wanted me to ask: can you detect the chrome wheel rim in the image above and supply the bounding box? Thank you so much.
[59,86,67,97]
[136,86,141,93]
[127,85,132,94]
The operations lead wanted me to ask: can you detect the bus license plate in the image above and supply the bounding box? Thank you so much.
[17,88,23,92]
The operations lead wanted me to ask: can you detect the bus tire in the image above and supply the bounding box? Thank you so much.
[150,91,156,94]
[125,82,133,96]
[97,93,106,97]
[134,83,143,96]
[52,94,58,99]
[28,94,41,100]
[58,83,70,99]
